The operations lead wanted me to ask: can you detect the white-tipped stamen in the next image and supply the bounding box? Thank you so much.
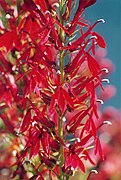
[52,3,59,8]
[66,143,71,147]
[12,150,17,156]
[6,14,11,19]
[62,43,65,47]
[90,35,97,39]
[102,78,110,83]
[66,23,71,28]
[102,68,109,73]
[36,5,40,10]
[103,121,112,125]
[32,121,37,126]
[96,99,104,105]
[56,70,61,74]
[97,19,105,23]
[45,11,51,15]
[77,138,81,142]
[66,125,70,131]
[62,117,66,122]
[44,51,47,55]
[91,170,98,174]
[12,65,16,71]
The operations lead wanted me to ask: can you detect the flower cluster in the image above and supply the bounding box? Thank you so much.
[86,48,120,180]
[0,0,110,179]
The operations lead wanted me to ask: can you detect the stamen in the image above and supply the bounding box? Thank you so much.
[36,5,40,10]
[32,121,37,126]
[12,150,17,156]
[56,70,61,74]
[52,3,59,8]
[103,121,112,125]
[45,11,51,15]
[102,78,110,83]
[77,138,81,142]
[91,170,98,174]
[90,36,97,39]
[96,99,104,105]
[66,125,70,131]
[97,19,105,23]
[102,68,109,73]
[44,51,47,55]
[62,117,66,122]
[66,23,71,28]
[6,14,11,19]
[87,170,98,180]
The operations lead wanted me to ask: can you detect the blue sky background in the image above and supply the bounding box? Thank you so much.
[84,0,121,108]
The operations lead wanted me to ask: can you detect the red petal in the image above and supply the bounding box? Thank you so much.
[87,53,100,76]
[83,150,95,165]
[55,135,67,148]
[67,104,93,132]
[34,0,47,12]
[0,114,16,135]
[20,109,31,133]
[62,88,74,109]
[94,137,104,160]
[90,118,96,137]
[58,88,66,113]
[12,149,28,167]
[3,89,13,107]
[24,0,46,24]
[0,52,11,71]
[79,133,93,146]
[39,115,55,129]
[79,0,96,9]
[30,140,40,158]
[91,38,96,55]
[30,76,37,93]
[49,89,59,113]
[92,32,106,48]
[0,31,13,51]
[73,154,85,172]
[71,154,78,169]
[41,132,50,155]
[65,154,72,168]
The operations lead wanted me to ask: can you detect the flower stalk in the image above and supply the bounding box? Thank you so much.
[59,1,65,179]
[59,0,65,83]
[58,116,64,180]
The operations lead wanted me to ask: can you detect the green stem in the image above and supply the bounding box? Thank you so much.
[59,0,64,24]
[60,50,65,83]
[58,1,65,180]
[58,117,64,180]
[59,0,65,83]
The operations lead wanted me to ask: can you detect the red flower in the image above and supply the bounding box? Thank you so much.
[0,0,108,179]
[65,153,85,172]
